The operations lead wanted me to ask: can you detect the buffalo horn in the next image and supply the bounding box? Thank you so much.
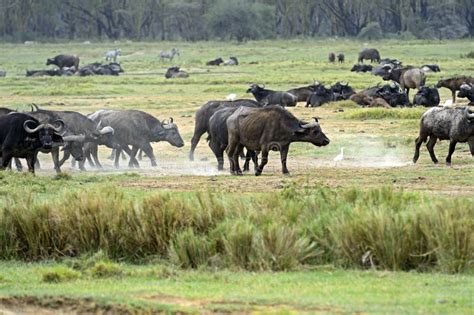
[300,118,319,129]
[169,117,174,123]
[466,107,474,120]
[23,120,43,133]
[51,119,64,133]
[99,126,114,135]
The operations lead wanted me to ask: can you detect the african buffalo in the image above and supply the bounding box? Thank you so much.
[0,113,63,173]
[165,66,189,79]
[226,106,330,175]
[307,84,333,107]
[92,110,184,168]
[189,99,260,161]
[375,65,426,101]
[358,48,381,63]
[287,82,321,103]
[437,76,474,103]
[337,53,345,63]
[413,107,474,165]
[421,64,441,73]
[223,57,239,66]
[46,54,80,70]
[351,64,373,73]
[328,52,336,63]
[458,83,474,105]
[414,86,440,107]
[247,84,297,107]
[208,106,259,171]
[206,58,224,66]
[331,82,355,100]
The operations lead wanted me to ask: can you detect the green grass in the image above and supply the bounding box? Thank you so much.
[0,261,472,314]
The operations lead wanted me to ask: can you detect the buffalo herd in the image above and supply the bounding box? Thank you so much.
[0,46,473,175]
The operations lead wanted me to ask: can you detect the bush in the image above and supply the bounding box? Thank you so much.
[345,108,426,120]
[42,267,81,283]
[0,186,472,273]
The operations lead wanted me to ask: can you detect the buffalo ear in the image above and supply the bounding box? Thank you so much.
[294,128,307,135]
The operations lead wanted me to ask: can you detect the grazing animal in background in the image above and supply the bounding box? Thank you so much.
[337,53,345,63]
[223,57,239,66]
[94,110,184,168]
[105,49,121,62]
[350,93,373,106]
[226,106,330,175]
[333,147,344,166]
[375,65,426,101]
[160,48,179,62]
[189,99,261,161]
[331,82,355,100]
[360,83,409,107]
[0,113,64,173]
[413,107,474,165]
[78,62,124,76]
[307,84,334,107]
[208,106,260,171]
[351,64,373,73]
[358,48,381,63]
[247,83,297,107]
[413,86,440,107]
[421,64,441,73]
[437,76,474,103]
[0,70,5,77]
[287,82,321,103]
[328,52,336,63]
[206,57,224,66]
[378,58,402,67]
[165,66,189,79]
[46,54,80,70]
[458,83,474,105]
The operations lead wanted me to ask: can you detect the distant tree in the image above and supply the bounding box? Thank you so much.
[206,0,274,41]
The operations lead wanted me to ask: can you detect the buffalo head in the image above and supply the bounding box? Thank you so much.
[160,117,185,148]
[24,119,64,150]
[295,117,330,147]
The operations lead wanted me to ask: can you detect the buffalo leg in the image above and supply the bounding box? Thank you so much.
[26,154,37,174]
[209,140,224,171]
[255,148,269,176]
[446,140,457,166]
[59,148,71,167]
[243,150,251,172]
[138,149,143,161]
[426,137,438,164]
[114,147,122,168]
[128,146,140,168]
[231,144,243,175]
[280,145,290,175]
[1,151,13,170]
[452,90,456,103]
[14,158,23,171]
[90,144,102,168]
[226,137,240,175]
[189,123,207,161]
[413,135,427,163]
[51,148,62,173]
[140,142,157,167]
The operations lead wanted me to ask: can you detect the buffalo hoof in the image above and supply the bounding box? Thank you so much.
[255,170,262,176]
[446,162,452,167]
[433,160,439,164]
[282,171,291,176]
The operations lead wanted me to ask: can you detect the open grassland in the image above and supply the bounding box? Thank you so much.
[0,39,473,313]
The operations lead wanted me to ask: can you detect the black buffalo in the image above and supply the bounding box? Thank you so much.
[78,62,124,76]
[457,83,474,105]
[414,86,440,107]
[421,64,441,73]
[351,64,373,73]
[206,58,224,66]
[331,82,355,100]
[413,107,474,165]
[46,54,80,70]
[226,106,330,175]
[189,99,260,161]
[247,83,297,107]
[0,113,63,173]
[91,110,184,168]
[287,82,321,103]
[307,84,333,107]
[358,48,381,63]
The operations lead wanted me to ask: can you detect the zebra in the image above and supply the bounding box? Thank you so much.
[159,48,180,62]
[105,49,121,62]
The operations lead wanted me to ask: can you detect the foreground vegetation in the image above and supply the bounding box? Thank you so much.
[1,181,472,273]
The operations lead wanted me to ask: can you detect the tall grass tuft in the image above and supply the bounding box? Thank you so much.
[0,186,472,273]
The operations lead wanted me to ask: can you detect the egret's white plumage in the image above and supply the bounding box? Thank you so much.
[333,147,344,166]
[226,93,237,101]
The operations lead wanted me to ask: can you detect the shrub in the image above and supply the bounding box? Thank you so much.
[89,261,124,278]
[345,108,425,120]
[42,266,81,283]
[169,228,216,268]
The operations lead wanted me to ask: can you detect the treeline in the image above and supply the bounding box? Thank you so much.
[0,0,473,42]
